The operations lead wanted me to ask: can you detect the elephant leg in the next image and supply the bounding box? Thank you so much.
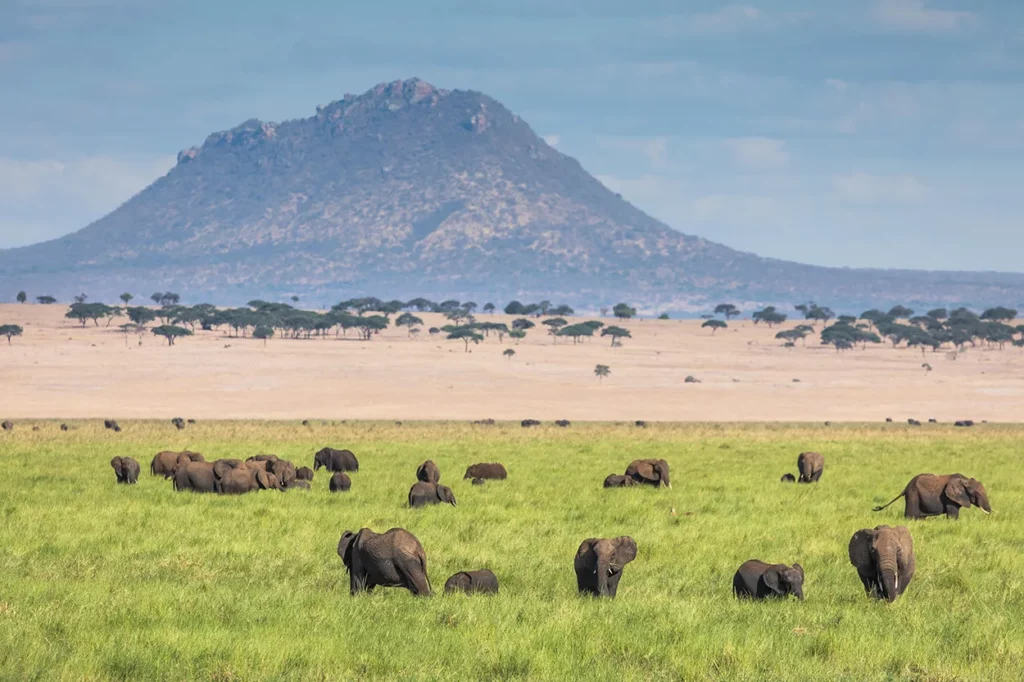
[606,570,623,598]
[903,489,923,518]
[944,504,960,519]
[856,569,877,596]
[811,469,822,482]
[575,569,589,595]
[398,562,431,596]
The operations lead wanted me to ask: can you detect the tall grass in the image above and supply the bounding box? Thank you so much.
[0,421,1021,681]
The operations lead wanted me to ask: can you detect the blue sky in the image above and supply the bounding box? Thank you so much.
[1,0,1022,271]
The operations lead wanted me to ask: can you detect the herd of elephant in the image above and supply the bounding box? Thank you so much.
[109,443,993,602]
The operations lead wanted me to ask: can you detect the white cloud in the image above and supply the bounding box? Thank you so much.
[825,78,848,93]
[543,134,560,148]
[872,0,976,34]
[723,137,790,170]
[833,172,930,204]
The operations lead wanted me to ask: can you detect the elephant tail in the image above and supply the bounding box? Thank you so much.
[873,488,906,512]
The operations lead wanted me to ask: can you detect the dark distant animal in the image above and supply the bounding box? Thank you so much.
[302,420,310,426]
[603,474,636,488]
[634,420,647,428]
[555,419,571,428]
[408,481,457,508]
[314,447,359,472]
[151,450,203,478]
[248,454,279,463]
[472,418,495,425]
[174,461,218,493]
[60,423,69,431]
[394,421,402,426]
[849,525,915,602]
[110,456,140,484]
[471,477,485,486]
[187,419,196,424]
[416,460,440,484]
[464,463,507,480]
[780,473,796,483]
[1,420,12,431]
[797,452,824,483]
[626,459,670,488]
[824,421,831,426]
[954,420,975,427]
[885,417,893,423]
[171,417,185,430]
[873,473,991,519]
[103,419,121,432]
[521,419,541,428]
[329,472,352,492]
[733,560,804,601]
[907,419,921,426]
[444,570,499,595]
[574,536,637,598]
[928,418,937,423]
[295,466,314,482]
[32,426,39,432]
[337,528,431,596]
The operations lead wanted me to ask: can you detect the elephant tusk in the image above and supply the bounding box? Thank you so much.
[981,509,990,515]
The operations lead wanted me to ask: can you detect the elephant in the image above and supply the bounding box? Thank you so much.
[472,418,496,425]
[288,480,311,490]
[110,456,140,484]
[416,460,441,484]
[954,420,975,427]
[444,569,499,595]
[471,478,485,486]
[244,459,271,473]
[60,423,69,431]
[574,536,638,598]
[780,473,797,483]
[212,458,246,481]
[1,420,12,431]
[267,459,297,487]
[176,451,206,468]
[555,419,571,428]
[873,473,992,519]
[797,452,824,483]
[295,466,314,482]
[521,419,541,428]
[104,419,122,432]
[634,420,647,428]
[848,525,915,602]
[171,417,185,430]
[174,461,218,493]
[248,454,279,463]
[314,447,359,473]
[603,474,636,488]
[220,467,280,494]
[625,459,670,488]
[732,560,804,601]
[151,450,202,478]
[408,482,457,508]
[330,472,352,492]
[464,463,507,480]
[337,527,431,596]
[908,419,922,427]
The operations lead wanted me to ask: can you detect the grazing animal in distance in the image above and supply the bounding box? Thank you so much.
[634,420,648,428]
[444,570,499,595]
[885,417,893,423]
[555,419,571,427]
[1,420,12,431]
[907,419,922,426]
[733,560,804,601]
[464,463,507,480]
[521,419,541,428]
[472,418,496,425]
[873,473,991,519]
[849,525,915,602]
[337,528,431,596]
[574,537,638,598]
[110,456,140,484]
[954,420,974,427]
[171,417,185,430]
[797,452,824,483]
[329,472,352,492]
[60,423,69,431]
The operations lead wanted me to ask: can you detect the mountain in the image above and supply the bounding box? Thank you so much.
[1,78,1021,313]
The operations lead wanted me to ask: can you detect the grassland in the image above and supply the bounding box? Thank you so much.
[0,421,1021,681]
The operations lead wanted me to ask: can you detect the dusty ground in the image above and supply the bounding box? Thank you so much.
[0,303,1020,421]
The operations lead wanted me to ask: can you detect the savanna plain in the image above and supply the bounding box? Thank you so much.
[0,420,1021,681]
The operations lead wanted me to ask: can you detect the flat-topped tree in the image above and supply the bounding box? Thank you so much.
[888,305,914,319]
[36,296,56,305]
[714,303,739,320]
[601,325,631,347]
[355,315,389,340]
[119,293,133,304]
[126,306,157,327]
[981,307,1018,322]
[503,301,525,315]
[0,324,23,344]
[550,304,574,316]
[556,323,596,344]
[447,326,483,352]
[503,348,515,360]
[152,325,192,346]
[594,364,611,382]
[702,319,727,335]
[512,318,535,331]
[509,330,526,344]
[752,306,787,327]
[396,313,424,336]
[253,325,274,346]
[65,302,117,327]
[483,303,496,314]
[542,317,567,341]
[405,298,435,312]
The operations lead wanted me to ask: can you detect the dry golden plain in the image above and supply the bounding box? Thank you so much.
[1,303,1021,422]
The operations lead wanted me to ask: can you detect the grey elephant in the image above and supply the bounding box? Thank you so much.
[295,466,314,481]
[248,454,279,463]
[780,473,796,483]
[173,461,218,493]
[220,467,281,494]
[625,459,670,488]
[110,456,140,484]
[444,570,499,594]
[797,452,824,483]
[314,447,359,472]
[212,458,245,481]
[471,478,485,486]
[337,527,431,596]
[603,474,636,488]
[873,473,992,519]
[1,420,12,431]
[408,481,457,508]
[151,450,202,478]
[733,560,804,600]
[267,458,297,487]
[464,463,507,480]
[574,536,638,598]
[416,460,440,484]
[330,472,352,492]
[849,525,915,602]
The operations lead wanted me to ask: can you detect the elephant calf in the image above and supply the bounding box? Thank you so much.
[337,527,431,596]
[464,463,507,480]
[288,480,311,490]
[1,420,12,431]
[797,452,824,483]
[849,525,915,602]
[295,466,314,481]
[780,473,796,483]
[733,560,804,600]
[110,456,140,484]
[625,458,670,488]
[416,460,440,484]
[220,467,281,494]
[574,536,637,598]
[330,472,352,493]
[874,473,991,519]
[603,474,636,488]
[444,569,499,595]
[408,482,456,508]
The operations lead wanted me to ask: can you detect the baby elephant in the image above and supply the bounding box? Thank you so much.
[444,569,499,595]
[464,463,507,480]
[110,456,140,484]
[408,482,456,508]
[797,452,824,483]
[416,460,440,484]
[295,466,314,482]
[574,536,637,598]
[733,560,804,600]
[780,473,796,483]
[849,525,915,602]
[329,472,352,493]
[603,474,636,488]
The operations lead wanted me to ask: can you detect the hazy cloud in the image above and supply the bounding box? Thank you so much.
[598,136,670,168]
[833,172,929,204]
[872,0,976,34]
[689,5,761,34]
[543,134,560,148]
[724,137,790,170]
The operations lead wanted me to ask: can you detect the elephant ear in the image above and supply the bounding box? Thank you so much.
[337,531,356,566]
[762,568,784,595]
[110,457,121,469]
[442,486,457,506]
[848,529,874,569]
[892,526,914,553]
[793,563,804,578]
[944,477,971,507]
[614,537,638,567]
[576,538,597,562]
[256,470,271,489]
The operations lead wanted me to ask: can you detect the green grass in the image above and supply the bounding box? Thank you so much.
[1,421,1023,681]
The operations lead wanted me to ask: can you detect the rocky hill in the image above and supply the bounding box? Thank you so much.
[1,78,1021,312]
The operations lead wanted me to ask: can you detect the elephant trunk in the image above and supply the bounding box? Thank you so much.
[879,561,899,602]
[596,556,610,596]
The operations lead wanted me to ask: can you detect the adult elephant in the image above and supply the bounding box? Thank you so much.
[110,456,140,484]
[295,466,314,482]
[444,570,499,594]
[625,459,670,488]
[174,461,218,493]
[212,458,245,481]
[873,473,991,519]
[248,454,279,463]
[464,463,507,480]
[336,528,431,596]
[220,467,280,494]
[151,450,202,478]
[574,536,638,598]
[732,560,804,601]
[797,452,824,483]
[848,525,915,602]
[408,482,457,508]
[314,447,359,473]
[603,474,636,488]
[267,459,297,487]
[330,472,352,492]
[416,460,440,484]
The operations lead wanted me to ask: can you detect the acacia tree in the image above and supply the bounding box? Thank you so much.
[395,312,424,337]
[556,323,595,344]
[152,325,192,346]
[702,319,727,335]
[0,324,23,345]
[483,303,496,314]
[126,306,157,327]
[542,317,567,342]
[119,293,134,305]
[613,303,636,320]
[601,325,631,347]
[16,291,26,304]
[714,303,740,320]
[253,325,274,347]
[36,296,56,304]
[448,326,483,352]
[752,306,787,327]
[503,348,515,360]
[594,364,611,383]
[509,330,526,344]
